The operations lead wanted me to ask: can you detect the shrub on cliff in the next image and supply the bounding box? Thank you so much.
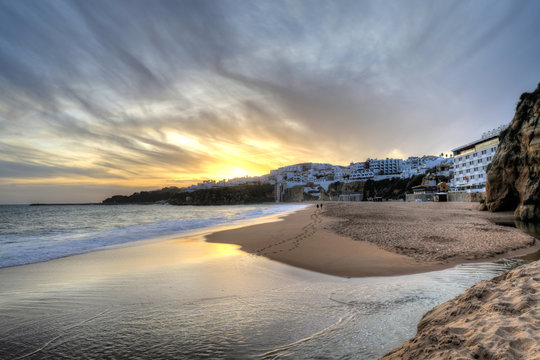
[168,184,275,205]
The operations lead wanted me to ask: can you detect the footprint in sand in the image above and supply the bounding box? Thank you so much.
[253,212,323,254]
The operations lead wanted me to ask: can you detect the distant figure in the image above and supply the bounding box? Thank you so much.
[320,203,323,209]
[316,204,319,208]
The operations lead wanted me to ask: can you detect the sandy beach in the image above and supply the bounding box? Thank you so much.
[1,202,538,359]
[382,260,540,359]
[207,202,538,277]
[208,202,540,359]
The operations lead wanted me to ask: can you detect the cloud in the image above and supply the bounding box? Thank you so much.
[0,182,160,204]
[2,0,540,202]
[0,160,124,179]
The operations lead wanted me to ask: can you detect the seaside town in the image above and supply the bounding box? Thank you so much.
[3,1,540,359]
[178,125,508,202]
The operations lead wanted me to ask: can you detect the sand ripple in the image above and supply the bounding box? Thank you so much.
[323,202,536,263]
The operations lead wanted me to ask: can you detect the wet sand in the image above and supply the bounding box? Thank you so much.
[1,203,538,358]
[207,202,538,277]
[208,202,540,359]
[2,219,520,359]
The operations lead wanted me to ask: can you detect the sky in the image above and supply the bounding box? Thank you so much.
[1,0,540,203]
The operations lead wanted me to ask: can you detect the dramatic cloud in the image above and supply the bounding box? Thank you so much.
[1,0,540,202]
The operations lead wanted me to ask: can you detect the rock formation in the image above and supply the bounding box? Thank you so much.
[282,185,309,202]
[103,184,275,205]
[326,181,366,200]
[486,83,540,221]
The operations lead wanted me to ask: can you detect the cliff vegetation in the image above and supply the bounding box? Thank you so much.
[103,184,275,205]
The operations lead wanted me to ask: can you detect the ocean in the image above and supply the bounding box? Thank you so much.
[0,204,307,268]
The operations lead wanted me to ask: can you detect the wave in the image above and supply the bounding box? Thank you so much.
[0,204,307,268]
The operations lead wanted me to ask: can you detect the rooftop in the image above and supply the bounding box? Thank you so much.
[451,125,507,153]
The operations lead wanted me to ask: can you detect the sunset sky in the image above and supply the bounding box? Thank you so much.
[2,0,540,203]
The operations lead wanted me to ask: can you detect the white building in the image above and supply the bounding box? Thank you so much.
[365,158,403,175]
[451,125,506,191]
[332,166,346,181]
[349,167,375,180]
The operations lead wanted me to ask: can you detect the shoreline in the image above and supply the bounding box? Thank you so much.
[2,202,537,278]
[0,204,317,295]
[0,203,308,271]
[207,202,539,278]
[1,202,539,359]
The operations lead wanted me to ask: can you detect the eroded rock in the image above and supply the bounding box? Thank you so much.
[486,84,540,222]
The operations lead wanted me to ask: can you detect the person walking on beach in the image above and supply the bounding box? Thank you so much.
[316,204,319,209]
[320,203,323,209]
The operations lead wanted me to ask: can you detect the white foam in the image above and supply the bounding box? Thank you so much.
[0,204,307,268]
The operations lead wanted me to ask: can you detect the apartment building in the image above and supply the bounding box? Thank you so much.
[349,167,375,180]
[451,125,506,191]
[366,158,404,175]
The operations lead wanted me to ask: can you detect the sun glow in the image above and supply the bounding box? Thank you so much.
[226,167,251,179]
[205,164,255,180]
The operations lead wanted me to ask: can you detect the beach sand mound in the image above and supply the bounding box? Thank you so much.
[382,260,540,360]
[323,202,536,263]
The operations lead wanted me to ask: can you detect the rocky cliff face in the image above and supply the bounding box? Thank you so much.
[103,184,275,205]
[486,84,540,221]
[326,181,366,200]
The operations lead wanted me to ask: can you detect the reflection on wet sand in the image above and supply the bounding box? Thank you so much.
[0,230,535,359]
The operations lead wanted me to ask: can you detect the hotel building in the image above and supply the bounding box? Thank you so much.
[451,125,507,191]
[349,167,375,180]
[365,158,404,175]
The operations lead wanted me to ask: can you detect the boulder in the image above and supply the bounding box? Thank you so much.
[485,83,540,221]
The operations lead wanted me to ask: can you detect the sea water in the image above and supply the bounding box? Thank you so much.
[0,204,537,359]
[0,204,306,268]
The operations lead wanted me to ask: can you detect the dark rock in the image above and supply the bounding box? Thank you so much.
[326,181,366,200]
[282,185,309,202]
[168,184,274,205]
[103,184,275,205]
[102,187,181,204]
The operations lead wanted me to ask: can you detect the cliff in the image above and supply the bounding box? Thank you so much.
[326,181,366,199]
[317,175,445,202]
[102,187,181,204]
[168,184,274,205]
[363,175,427,200]
[103,184,275,205]
[282,185,320,202]
[486,84,540,221]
